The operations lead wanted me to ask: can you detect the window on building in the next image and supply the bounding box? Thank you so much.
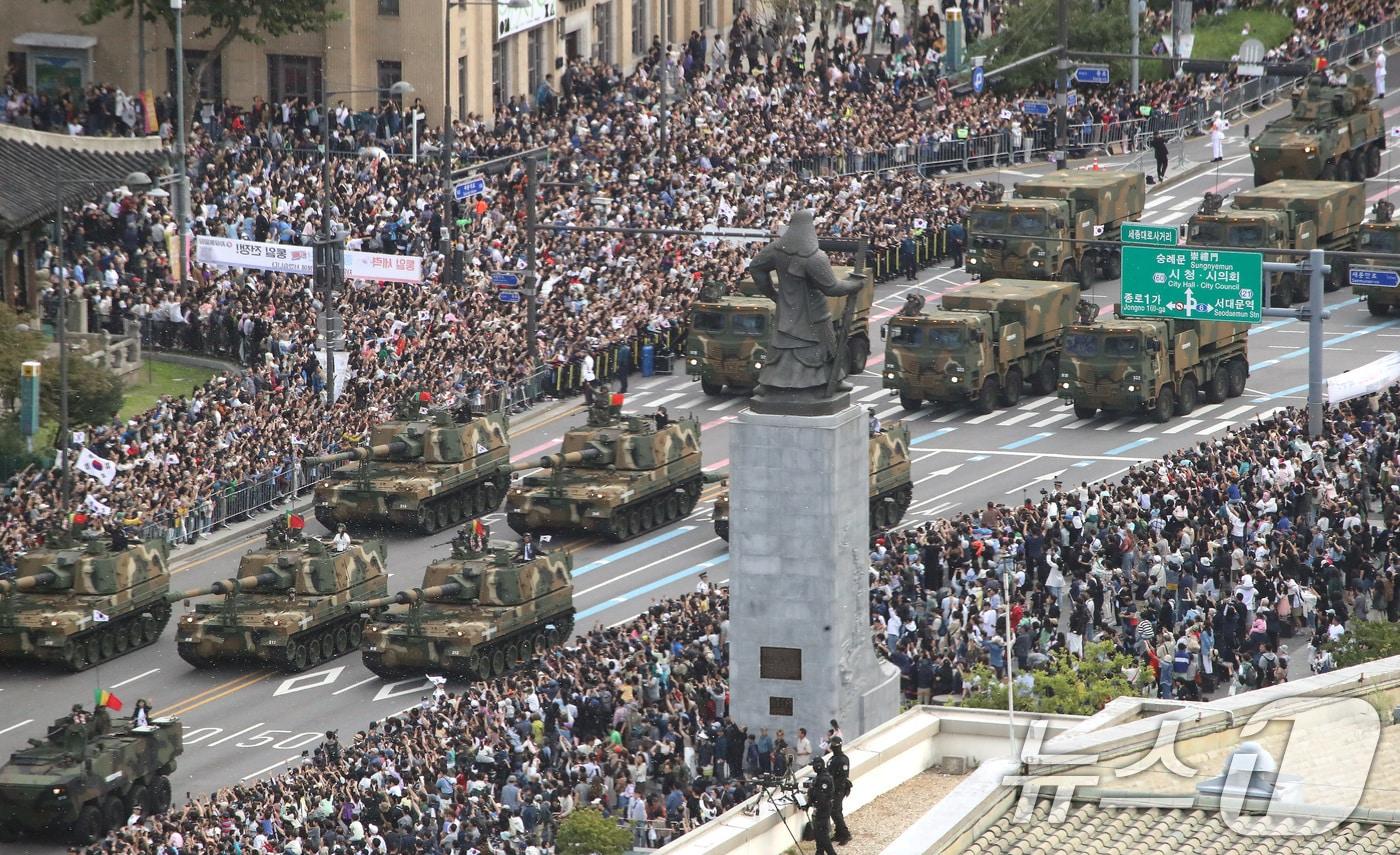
[527,28,544,94]
[378,0,400,15]
[6,52,26,90]
[700,0,714,29]
[376,60,404,105]
[167,49,223,102]
[631,0,646,56]
[733,0,744,16]
[457,56,468,119]
[267,54,322,104]
[594,2,613,64]
[491,41,506,109]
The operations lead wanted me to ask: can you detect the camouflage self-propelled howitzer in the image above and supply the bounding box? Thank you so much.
[0,528,170,672]
[504,393,705,542]
[170,521,388,672]
[307,396,512,534]
[351,528,574,679]
[0,706,182,844]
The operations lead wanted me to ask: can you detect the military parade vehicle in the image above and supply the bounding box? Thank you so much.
[306,394,512,534]
[881,280,1078,413]
[0,526,170,672]
[351,527,574,679]
[1250,73,1385,185]
[966,172,1146,288]
[1357,201,1400,316]
[170,519,388,672]
[0,704,182,843]
[1186,181,1365,305]
[504,392,704,542]
[684,241,874,396]
[712,422,914,540]
[1058,308,1250,423]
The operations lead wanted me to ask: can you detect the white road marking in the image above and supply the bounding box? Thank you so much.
[1129,421,1156,433]
[675,397,704,410]
[1032,412,1075,428]
[241,754,303,781]
[208,722,265,747]
[964,411,1002,424]
[997,411,1038,426]
[1017,396,1056,410]
[0,719,33,736]
[1191,403,1222,417]
[707,397,744,411]
[1162,418,1203,434]
[1197,421,1234,435]
[331,676,379,696]
[648,392,685,407]
[924,457,1041,503]
[1215,404,1254,420]
[859,388,888,402]
[1094,417,1129,431]
[876,404,905,420]
[111,668,160,688]
[914,464,964,486]
[1061,418,1094,430]
[575,537,724,597]
[932,410,962,422]
[1143,194,1174,209]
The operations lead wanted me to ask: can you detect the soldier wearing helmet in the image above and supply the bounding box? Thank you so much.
[805,755,838,855]
[828,735,852,844]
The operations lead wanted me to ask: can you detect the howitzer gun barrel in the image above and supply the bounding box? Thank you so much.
[168,569,286,602]
[350,581,464,612]
[306,439,411,465]
[0,570,60,595]
[504,446,608,473]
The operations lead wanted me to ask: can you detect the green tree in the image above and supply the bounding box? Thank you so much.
[1330,622,1400,669]
[0,304,44,407]
[977,0,1138,90]
[44,0,340,119]
[555,808,633,855]
[960,640,1147,716]
[40,357,124,428]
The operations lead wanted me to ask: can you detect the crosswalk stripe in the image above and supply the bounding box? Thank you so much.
[875,404,904,420]
[707,397,744,411]
[1031,412,1074,428]
[997,411,1039,426]
[1017,396,1056,410]
[1129,421,1155,433]
[1094,417,1129,431]
[1215,404,1253,420]
[667,378,693,391]
[965,411,1002,425]
[1062,418,1093,430]
[1197,421,1233,435]
[1191,403,1222,417]
[932,410,961,422]
[648,392,685,407]
[1144,194,1174,209]
[675,397,704,410]
[859,388,888,402]
[1162,418,1203,434]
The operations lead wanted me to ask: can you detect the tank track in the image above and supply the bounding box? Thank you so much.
[316,472,510,535]
[870,483,914,533]
[176,612,368,672]
[38,600,173,672]
[362,610,576,680]
[506,476,703,543]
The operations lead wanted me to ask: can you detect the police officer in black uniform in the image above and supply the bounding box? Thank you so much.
[806,756,838,855]
[828,736,852,844]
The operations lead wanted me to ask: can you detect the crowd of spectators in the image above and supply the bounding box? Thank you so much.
[870,391,1400,708]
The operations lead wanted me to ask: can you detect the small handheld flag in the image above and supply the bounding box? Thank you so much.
[95,689,123,711]
[472,519,486,537]
[92,609,110,623]
[286,512,306,531]
[610,393,625,407]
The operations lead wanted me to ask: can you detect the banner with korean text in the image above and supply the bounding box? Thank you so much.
[195,236,423,284]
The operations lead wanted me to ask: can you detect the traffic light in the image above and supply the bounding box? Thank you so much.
[313,238,345,287]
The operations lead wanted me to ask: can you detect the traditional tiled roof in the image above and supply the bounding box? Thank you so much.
[0,124,168,232]
[962,798,1400,855]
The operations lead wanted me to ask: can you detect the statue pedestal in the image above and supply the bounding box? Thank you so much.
[728,404,900,743]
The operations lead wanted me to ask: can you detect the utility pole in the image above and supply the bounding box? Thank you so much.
[1306,248,1326,436]
[525,155,539,360]
[1054,0,1069,170]
[442,0,457,284]
[658,0,669,161]
[317,87,344,404]
[137,0,146,99]
[1129,0,1139,93]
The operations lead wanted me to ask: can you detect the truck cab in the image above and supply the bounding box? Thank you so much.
[1059,321,1164,419]
[1357,202,1400,316]
[967,199,1087,284]
[1187,193,1312,305]
[883,311,994,409]
[683,294,773,395]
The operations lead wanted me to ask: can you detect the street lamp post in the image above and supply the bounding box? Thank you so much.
[171,0,189,287]
[52,171,157,519]
[317,80,414,403]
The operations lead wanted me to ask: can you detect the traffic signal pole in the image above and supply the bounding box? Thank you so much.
[1259,250,1329,438]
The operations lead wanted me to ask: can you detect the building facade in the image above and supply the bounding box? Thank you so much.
[4,0,736,126]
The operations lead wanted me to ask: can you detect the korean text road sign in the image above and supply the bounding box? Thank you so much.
[1022,100,1051,116]
[1350,266,1400,288]
[498,290,522,303]
[1074,65,1110,84]
[453,174,487,202]
[1120,246,1263,323]
[1120,223,1180,247]
[490,271,521,288]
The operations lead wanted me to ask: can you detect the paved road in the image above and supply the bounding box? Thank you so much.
[2,81,1399,853]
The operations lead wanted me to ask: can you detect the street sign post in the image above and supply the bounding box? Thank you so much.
[1022,100,1051,116]
[453,174,487,202]
[1237,38,1266,77]
[1120,222,1180,247]
[1074,65,1110,84]
[490,271,521,288]
[972,65,985,94]
[498,290,522,304]
[1350,266,1400,288]
[1120,246,1264,323]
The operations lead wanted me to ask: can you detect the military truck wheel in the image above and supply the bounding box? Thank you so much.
[1103,251,1121,280]
[1000,368,1023,406]
[1369,300,1391,317]
[665,494,683,522]
[72,805,103,844]
[1176,376,1198,415]
[1151,387,1175,424]
[847,335,870,374]
[102,797,125,832]
[1059,261,1083,290]
[1205,370,1228,404]
[435,505,452,532]
[415,506,436,534]
[1226,360,1248,398]
[532,631,547,656]
[1320,161,1336,180]
[700,378,723,396]
[1365,145,1382,178]
[1031,357,1058,396]
[1073,404,1096,420]
[307,637,324,666]
[1335,155,1354,182]
[1328,261,1348,293]
[899,393,922,411]
[151,776,172,813]
[126,785,150,815]
[973,376,1000,414]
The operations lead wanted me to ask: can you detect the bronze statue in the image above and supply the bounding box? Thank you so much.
[749,210,864,415]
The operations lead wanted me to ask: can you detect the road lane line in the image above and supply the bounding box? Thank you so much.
[111,668,160,689]
[0,719,33,736]
[875,404,905,420]
[924,458,1040,503]
[1000,432,1053,450]
[155,670,271,716]
[1016,396,1056,410]
[241,755,304,781]
[332,676,379,696]
[911,427,956,444]
[159,671,274,718]
[703,458,729,472]
[648,392,685,407]
[931,410,960,422]
[707,398,744,411]
[1190,403,1222,417]
[575,537,723,597]
[996,411,1038,426]
[1105,437,1155,455]
[1197,421,1233,435]
[207,721,264,748]
[574,527,696,576]
[576,554,730,621]
[859,388,887,402]
[1129,421,1155,433]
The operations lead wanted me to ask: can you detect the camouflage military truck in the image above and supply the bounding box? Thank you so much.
[1059,310,1249,423]
[504,393,704,541]
[306,395,511,534]
[0,528,170,672]
[170,521,388,672]
[1251,73,1385,185]
[967,173,1146,288]
[881,280,1078,413]
[713,422,913,540]
[685,249,874,396]
[1357,202,1400,316]
[0,706,182,843]
[1186,180,1365,305]
[351,528,574,679]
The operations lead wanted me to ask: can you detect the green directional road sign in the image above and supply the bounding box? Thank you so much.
[1120,222,1179,247]
[1120,246,1263,324]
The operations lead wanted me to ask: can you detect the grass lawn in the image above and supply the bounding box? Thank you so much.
[1192,9,1294,61]
[116,359,216,421]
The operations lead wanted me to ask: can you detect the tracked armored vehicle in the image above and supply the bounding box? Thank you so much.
[1251,73,1385,185]
[504,393,704,541]
[0,527,170,672]
[352,528,574,679]
[170,521,388,672]
[0,706,182,844]
[712,422,913,540]
[307,395,511,534]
